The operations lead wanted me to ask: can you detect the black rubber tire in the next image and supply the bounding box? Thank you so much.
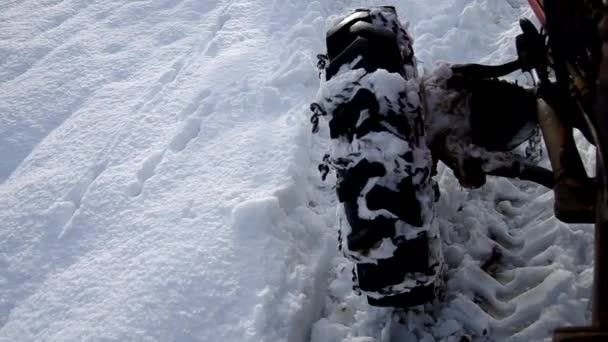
[318,7,442,308]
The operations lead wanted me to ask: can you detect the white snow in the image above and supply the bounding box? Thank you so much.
[0,0,596,341]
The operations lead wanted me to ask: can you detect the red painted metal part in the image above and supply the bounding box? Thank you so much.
[528,0,546,27]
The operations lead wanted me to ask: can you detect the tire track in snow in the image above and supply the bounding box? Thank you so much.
[435,185,575,340]
[452,192,593,341]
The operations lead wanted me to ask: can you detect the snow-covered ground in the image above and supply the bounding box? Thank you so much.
[0,0,596,341]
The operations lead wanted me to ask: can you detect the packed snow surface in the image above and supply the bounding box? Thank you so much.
[0,0,596,341]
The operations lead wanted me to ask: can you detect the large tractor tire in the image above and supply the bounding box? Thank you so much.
[313,6,443,307]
